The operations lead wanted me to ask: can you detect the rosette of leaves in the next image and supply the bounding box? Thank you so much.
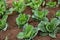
[26,0,44,9]
[46,1,56,8]
[13,0,26,13]
[38,18,60,38]
[56,10,60,20]
[17,23,38,40]
[0,15,8,31]
[32,9,48,21]
[16,13,30,28]
[0,0,6,16]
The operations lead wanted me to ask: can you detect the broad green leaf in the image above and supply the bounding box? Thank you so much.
[46,1,56,8]
[6,8,14,15]
[40,32,48,36]
[56,27,60,33]
[49,32,56,38]
[2,15,8,22]
[42,17,49,25]
[30,28,38,39]
[56,10,60,17]
[50,18,60,27]
[0,20,6,30]
[23,24,34,38]
[17,32,24,39]
[38,21,47,32]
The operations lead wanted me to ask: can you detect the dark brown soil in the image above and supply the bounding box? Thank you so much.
[0,0,60,40]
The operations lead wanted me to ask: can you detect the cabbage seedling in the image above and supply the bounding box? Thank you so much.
[16,13,30,28]
[38,18,60,38]
[17,23,38,40]
[32,9,48,21]
[26,0,44,9]
[13,0,26,13]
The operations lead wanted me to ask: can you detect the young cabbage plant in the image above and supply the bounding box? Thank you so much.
[0,15,8,31]
[32,9,48,21]
[46,1,56,8]
[26,0,44,9]
[13,0,26,13]
[0,0,6,16]
[16,13,30,28]
[38,18,60,38]
[17,23,38,40]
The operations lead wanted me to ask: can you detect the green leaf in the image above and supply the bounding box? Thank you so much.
[46,1,56,8]
[2,15,8,22]
[23,24,34,38]
[42,17,49,25]
[40,32,48,36]
[52,27,60,33]
[0,20,6,30]
[50,18,60,27]
[30,28,38,39]
[49,32,56,38]
[38,21,47,32]
[6,8,14,15]
[32,9,48,21]
[17,32,24,39]
[56,10,60,17]
[16,14,30,28]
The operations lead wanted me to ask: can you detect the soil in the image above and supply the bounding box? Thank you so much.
[0,0,60,40]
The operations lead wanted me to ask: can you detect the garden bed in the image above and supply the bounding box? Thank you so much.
[0,0,60,40]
